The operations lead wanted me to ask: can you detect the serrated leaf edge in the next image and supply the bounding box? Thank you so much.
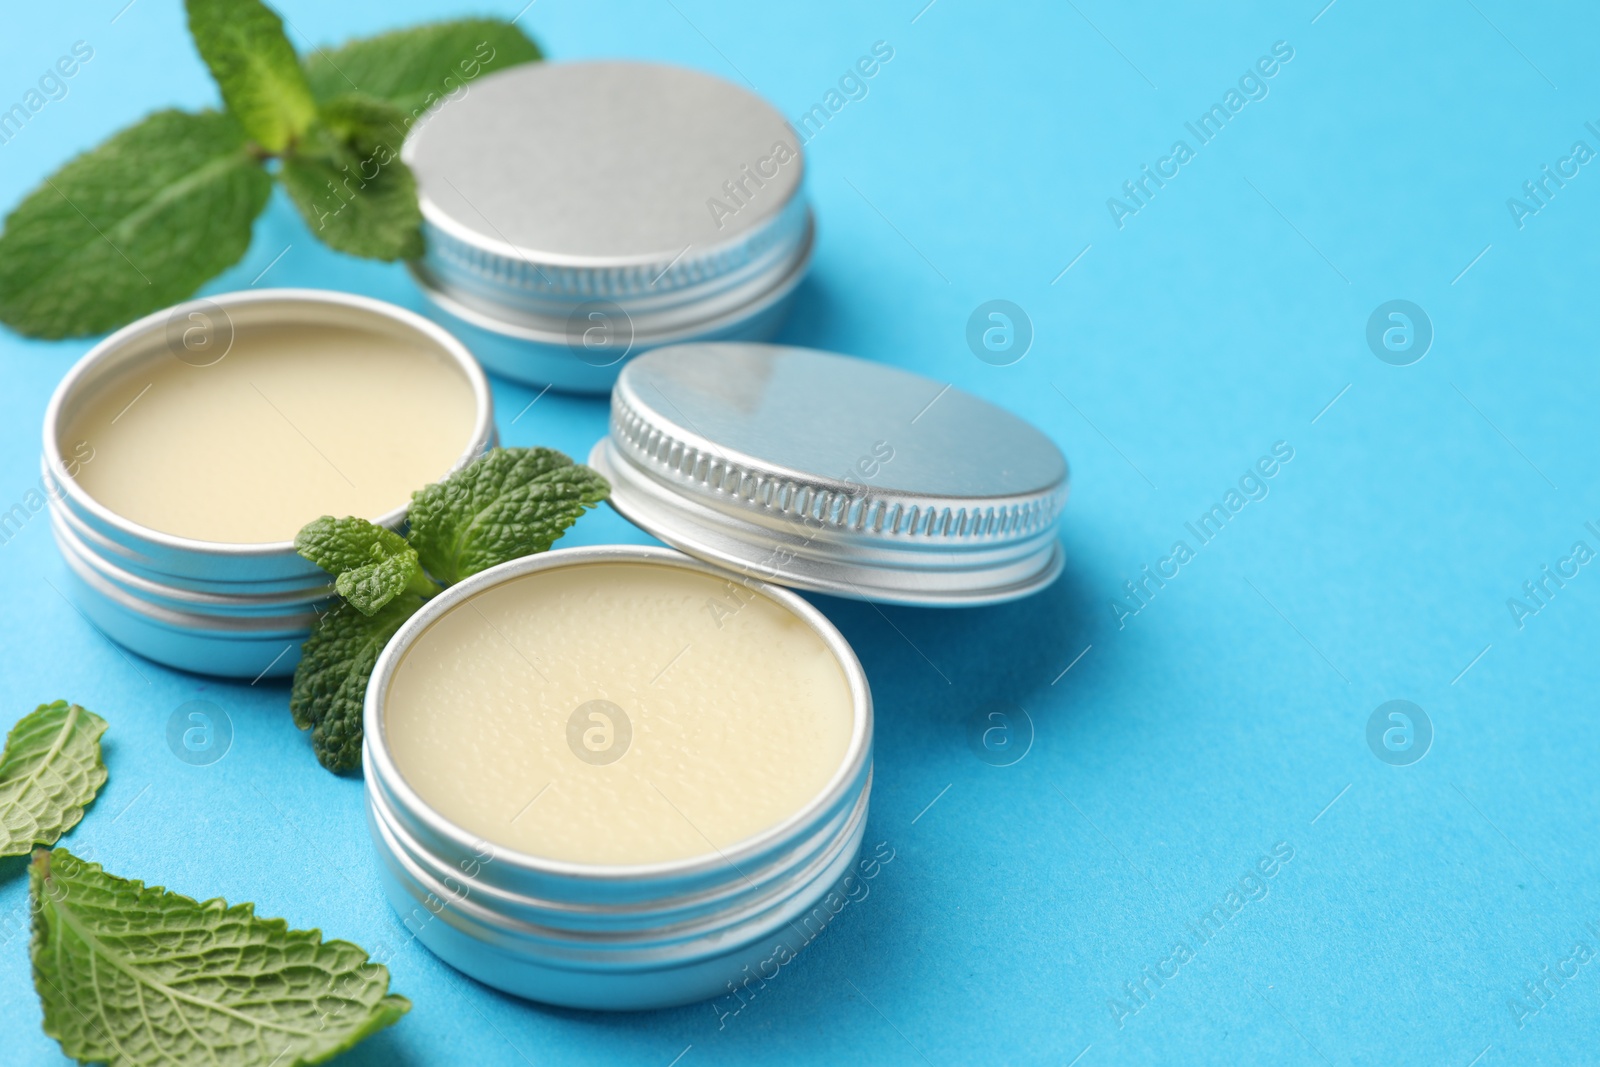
[412,449,609,582]
[0,702,108,858]
[32,848,409,1067]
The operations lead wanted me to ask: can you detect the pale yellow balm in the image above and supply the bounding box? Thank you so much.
[63,324,479,544]
[384,562,856,866]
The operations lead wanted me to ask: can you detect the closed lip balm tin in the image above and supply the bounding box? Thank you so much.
[403,60,812,394]
[589,343,1070,605]
[363,545,873,1011]
[40,289,494,679]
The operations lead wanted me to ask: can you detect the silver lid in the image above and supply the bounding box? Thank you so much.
[405,61,810,344]
[588,344,1069,605]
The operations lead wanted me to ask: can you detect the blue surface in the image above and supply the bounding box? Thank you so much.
[2,1,1597,1063]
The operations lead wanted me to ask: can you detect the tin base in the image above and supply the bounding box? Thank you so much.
[370,796,867,1011]
[56,559,305,680]
[51,501,315,680]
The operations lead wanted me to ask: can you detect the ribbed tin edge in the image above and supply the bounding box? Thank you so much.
[414,208,815,345]
[50,505,330,614]
[589,437,1067,606]
[411,253,807,396]
[370,791,867,1009]
[56,538,319,636]
[370,764,869,944]
[608,376,1067,546]
[44,484,334,596]
[418,193,811,307]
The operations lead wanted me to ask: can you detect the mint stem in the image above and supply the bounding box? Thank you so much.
[405,569,441,599]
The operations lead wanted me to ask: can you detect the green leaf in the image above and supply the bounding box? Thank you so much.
[294,515,432,616]
[304,18,542,118]
[30,847,409,1067]
[408,448,611,586]
[0,702,107,858]
[280,94,422,261]
[184,0,317,153]
[0,109,270,339]
[291,595,423,773]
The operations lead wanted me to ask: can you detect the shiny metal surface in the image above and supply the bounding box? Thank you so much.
[49,506,330,615]
[590,344,1070,605]
[408,216,810,394]
[403,61,812,393]
[46,489,333,599]
[55,536,311,679]
[363,545,874,1010]
[40,289,493,676]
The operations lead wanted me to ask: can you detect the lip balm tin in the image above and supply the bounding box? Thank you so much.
[364,545,872,1010]
[590,342,1071,605]
[403,61,812,394]
[41,289,494,679]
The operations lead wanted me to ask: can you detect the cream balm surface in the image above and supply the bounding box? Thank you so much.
[384,561,856,866]
[63,323,478,544]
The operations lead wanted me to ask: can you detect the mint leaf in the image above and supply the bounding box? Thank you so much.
[408,448,611,586]
[291,595,423,773]
[294,515,432,616]
[0,702,107,858]
[184,0,317,153]
[304,18,542,118]
[0,109,270,339]
[280,94,423,261]
[30,847,409,1067]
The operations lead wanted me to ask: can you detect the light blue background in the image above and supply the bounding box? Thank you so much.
[2,1,1597,1063]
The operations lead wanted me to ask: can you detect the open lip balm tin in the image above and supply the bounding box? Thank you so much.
[363,343,1066,1011]
[41,289,493,679]
[365,545,872,1011]
[403,60,812,394]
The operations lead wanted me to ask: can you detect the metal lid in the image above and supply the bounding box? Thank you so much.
[404,61,810,343]
[588,344,1069,605]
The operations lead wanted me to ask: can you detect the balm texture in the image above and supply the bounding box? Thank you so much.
[64,325,477,543]
[384,562,855,866]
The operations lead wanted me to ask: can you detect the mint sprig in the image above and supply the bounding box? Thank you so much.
[294,515,435,617]
[0,702,107,858]
[291,447,609,773]
[31,847,409,1067]
[0,3,542,340]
